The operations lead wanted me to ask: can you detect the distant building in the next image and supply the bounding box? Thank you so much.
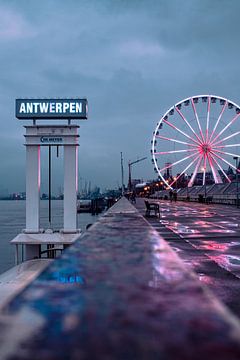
[164,162,172,179]
[131,179,143,188]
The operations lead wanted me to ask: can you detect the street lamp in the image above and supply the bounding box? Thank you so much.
[185,173,189,200]
[200,166,207,202]
[155,183,159,199]
[233,156,239,208]
[173,176,177,190]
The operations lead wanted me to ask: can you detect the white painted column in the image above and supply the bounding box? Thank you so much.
[25,145,40,233]
[64,145,77,232]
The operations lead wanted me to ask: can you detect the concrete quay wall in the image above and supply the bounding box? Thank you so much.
[0,197,240,359]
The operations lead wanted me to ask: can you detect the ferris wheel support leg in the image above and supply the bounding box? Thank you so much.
[188,155,203,187]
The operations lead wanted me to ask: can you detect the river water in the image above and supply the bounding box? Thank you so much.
[0,200,99,274]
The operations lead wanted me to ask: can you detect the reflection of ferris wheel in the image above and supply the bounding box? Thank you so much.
[151,95,240,189]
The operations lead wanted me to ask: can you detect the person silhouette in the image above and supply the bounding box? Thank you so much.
[173,190,177,202]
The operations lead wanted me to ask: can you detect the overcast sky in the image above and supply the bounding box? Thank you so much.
[0,0,240,193]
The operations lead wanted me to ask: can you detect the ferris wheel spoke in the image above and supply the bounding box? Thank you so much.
[206,153,223,184]
[212,131,240,146]
[209,153,231,183]
[158,152,198,173]
[162,119,200,146]
[214,144,240,149]
[191,98,205,142]
[212,148,240,159]
[210,113,240,145]
[169,154,199,187]
[155,135,198,147]
[206,96,211,143]
[188,154,203,187]
[209,101,227,143]
[210,150,239,172]
[155,149,197,155]
[175,106,202,144]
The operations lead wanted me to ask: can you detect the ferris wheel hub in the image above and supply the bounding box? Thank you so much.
[201,143,211,154]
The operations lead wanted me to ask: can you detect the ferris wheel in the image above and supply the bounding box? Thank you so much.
[151,95,240,189]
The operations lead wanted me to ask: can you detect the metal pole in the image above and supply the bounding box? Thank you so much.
[49,145,52,226]
[237,165,239,208]
[128,157,147,192]
[234,157,239,208]
[186,174,189,200]
[120,152,124,196]
[204,181,207,203]
[128,162,132,192]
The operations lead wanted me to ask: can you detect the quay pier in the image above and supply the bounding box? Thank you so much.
[135,198,240,317]
[1,198,240,358]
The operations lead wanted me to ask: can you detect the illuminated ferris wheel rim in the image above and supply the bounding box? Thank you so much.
[151,94,240,190]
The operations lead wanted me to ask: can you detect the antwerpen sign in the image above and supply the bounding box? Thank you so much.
[16,98,88,119]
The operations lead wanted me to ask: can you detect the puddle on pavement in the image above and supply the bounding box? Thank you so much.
[198,273,213,285]
[194,241,231,251]
[171,247,182,253]
[159,220,169,225]
[215,221,239,228]
[207,229,235,234]
[209,254,240,275]
[167,223,199,234]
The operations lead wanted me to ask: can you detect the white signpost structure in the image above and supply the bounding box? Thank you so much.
[12,98,88,263]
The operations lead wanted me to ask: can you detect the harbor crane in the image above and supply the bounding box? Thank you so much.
[128,157,147,191]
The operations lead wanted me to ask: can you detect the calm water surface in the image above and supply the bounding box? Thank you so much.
[0,200,99,274]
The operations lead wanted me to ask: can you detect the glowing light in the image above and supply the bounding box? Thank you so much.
[155,149,196,155]
[206,96,211,142]
[211,112,240,145]
[156,134,197,147]
[162,119,200,145]
[191,97,205,142]
[175,106,202,144]
[209,153,231,182]
[209,101,227,142]
[158,152,198,173]
[211,150,239,172]
[188,154,203,187]
[212,131,240,146]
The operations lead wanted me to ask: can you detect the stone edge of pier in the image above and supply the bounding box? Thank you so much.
[0,197,240,359]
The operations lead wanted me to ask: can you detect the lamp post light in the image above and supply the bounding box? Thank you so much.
[233,156,239,208]
[173,176,177,190]
[200,166,207,203]
[155,182,159,199]
[204,180,207,203]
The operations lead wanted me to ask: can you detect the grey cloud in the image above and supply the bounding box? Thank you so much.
[1,0,240,192]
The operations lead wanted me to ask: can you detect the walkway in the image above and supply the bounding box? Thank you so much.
[136,198,240,316]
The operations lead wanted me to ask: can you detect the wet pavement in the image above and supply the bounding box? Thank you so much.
[136,199,240,317]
